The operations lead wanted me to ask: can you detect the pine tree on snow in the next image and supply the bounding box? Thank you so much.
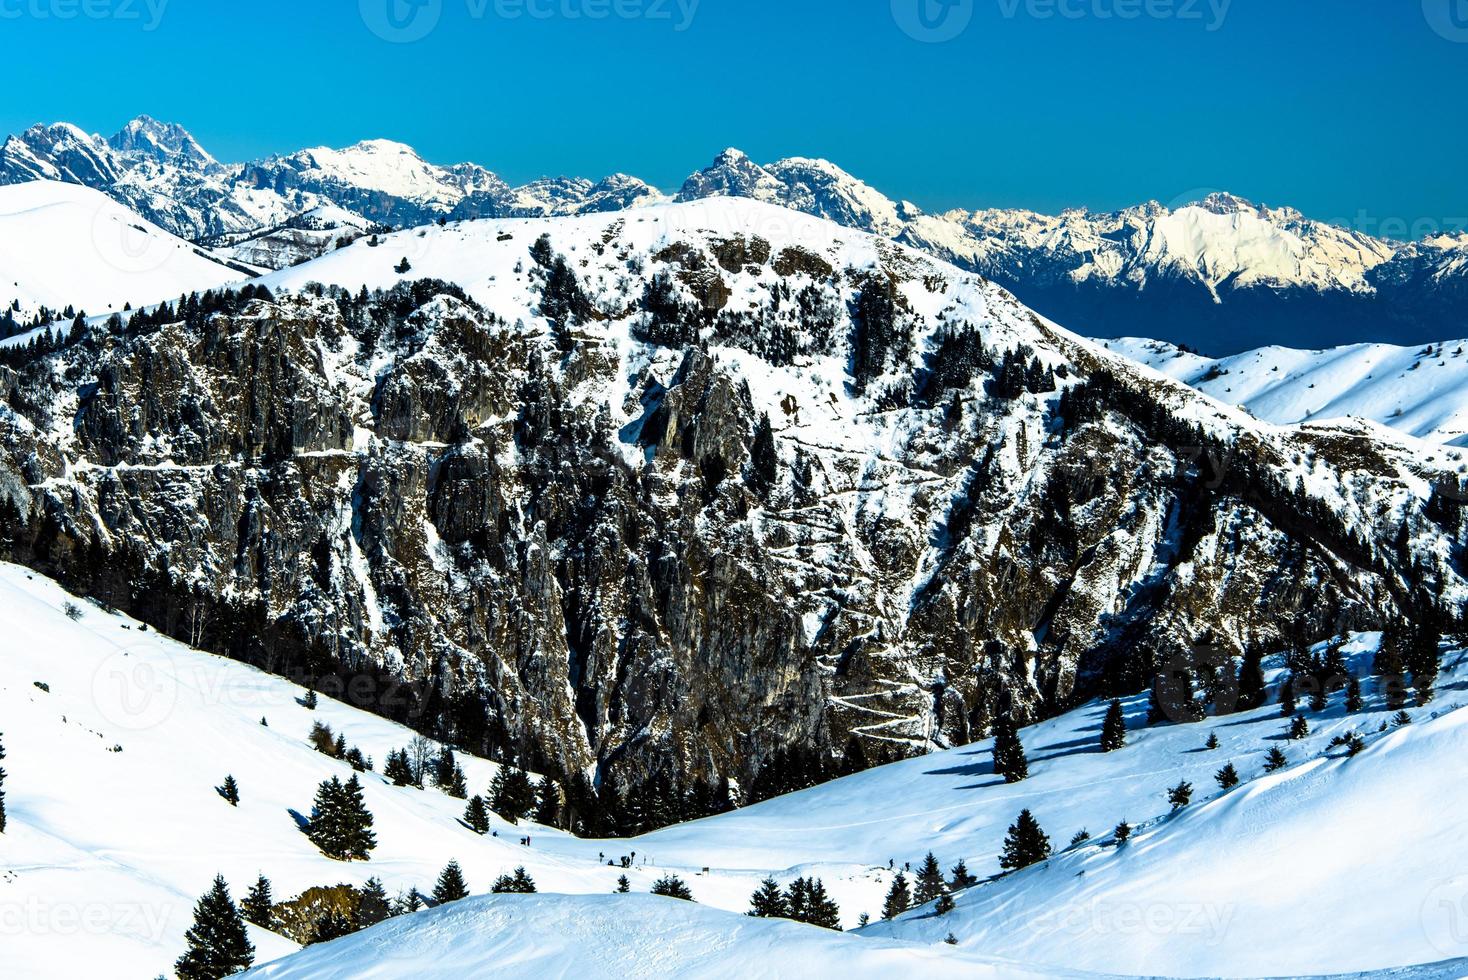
[445,764,469,801]
[1215,763,1240,789]
[240,875,274,930]
[748,877,788,918]
[935,890,956,916]
[785,876,811,922]
[174,876,254,980]
[383,749,415,787]
[1345,676,1364,713]
[1287,714,1310,740]
[433,860,470,905]
[881,873,911,920]
[1168,780,1193,810]
[914,852,945,905]
[357,877,391,928]
[651,875,694,901]
[1113,821,1132,845]
[1279,674,1297,717]
[948,859,978,891]
[1099,700,1126,752]
[0,732,8,834]
[219,775,240,807]
[465,795,491,834]
[616,875,631,893]
[804,879,842,930]
[1262,747,1289,773]
[991,715,1029,783]
[999,809,1052,871]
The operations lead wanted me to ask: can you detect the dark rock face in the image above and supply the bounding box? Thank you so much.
[0,220,1462,810]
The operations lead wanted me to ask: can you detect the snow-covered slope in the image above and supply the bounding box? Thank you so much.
[0,180,242,322]
[864,671,1468,977]
[1110,336,1468,446]
[6,554,1468,978]
[238,894,1093,980]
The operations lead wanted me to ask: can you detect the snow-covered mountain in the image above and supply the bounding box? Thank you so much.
[6,118,1464,355]
[0,180,244,327]
[1109,336,1468,447]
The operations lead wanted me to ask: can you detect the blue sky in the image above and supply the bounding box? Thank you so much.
[2,0,1464,232]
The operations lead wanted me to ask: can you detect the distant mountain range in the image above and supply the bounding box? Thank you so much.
[3,117,1466,354]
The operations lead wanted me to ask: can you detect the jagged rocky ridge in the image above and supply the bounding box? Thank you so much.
[0,200,1464,817]
[5,119,1467,353]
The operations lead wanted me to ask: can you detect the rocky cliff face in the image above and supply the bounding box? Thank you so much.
[0,200,1462,812]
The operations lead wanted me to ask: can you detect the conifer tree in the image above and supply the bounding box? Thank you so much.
[786,876,811,922]
[357,877,390,928]
[1279,675,1297,717]
[616,875,631,893]
[433,860,469,905]
[991,715,1029,783]
[1262,747,1288,773]
[1215,763,1240,789]
[914,852,945,905]
[174,876,255,980]
[307,775,376,861]
[881,873,911,920]
[303,689,318,710]
[999,810,1052,870]
[465,795,491,834]
[445,764,469,801]
[1100,700,1126,752]
[1204,733,1219,751]
[1069,829,1091,846]
[651,875,694,901]
[1394,710,1413,727]
[935,890,956,916]
[1168,780,1193,810]
[512,867,536,893]
[948,859,978,891]
[804,878,842,930]
[534,776,561,827]
[220,775,240,807]
[749,877,788,918]
[384,749,415,787]
[490,766,536,823]
[240,875,274,930]
[1287,714,1310,740]
[1345,676,1363,713]
[1238,646,1267,709]
[1113,821,1132,845]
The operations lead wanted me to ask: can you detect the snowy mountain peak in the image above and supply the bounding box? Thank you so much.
[1194,190,1262,216]
[108,114,215,169]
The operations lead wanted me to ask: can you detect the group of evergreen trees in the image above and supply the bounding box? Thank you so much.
[175,877,255,980]
[0,732,7,834]
[309,721,374,774]
[305,775,377,861]
[747,876,841,929]
[878,853,979,920]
